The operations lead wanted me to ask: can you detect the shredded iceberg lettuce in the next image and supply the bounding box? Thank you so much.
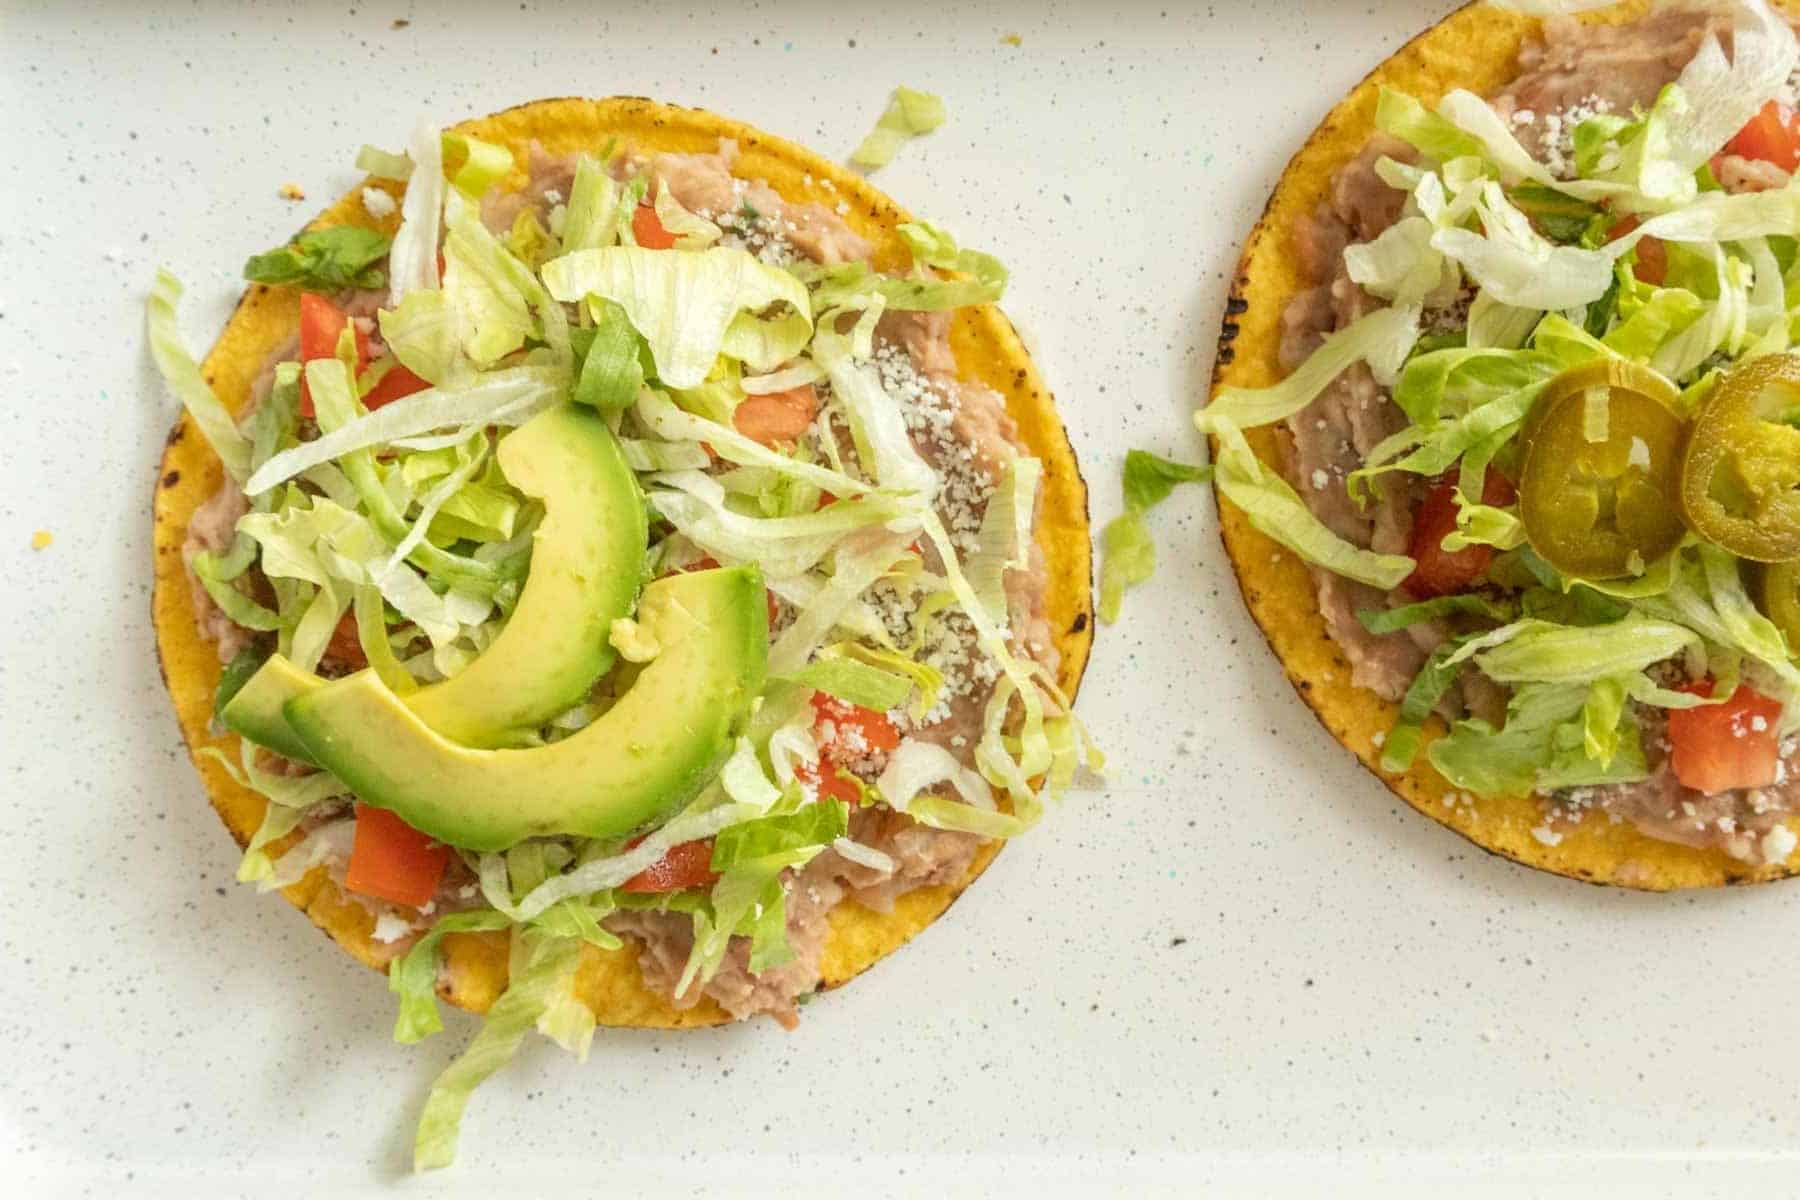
[542,246,812,388]
[412,931,584,1171]
[148,270,252,481]
[1200,306,1420,432]
[388,120,444,305]
[1433,183,1614,309]
[1211,425,1414,589]
[243,365,564,497]
[1660,0,1797,176]
[440,132,513,198]
[782,656,912,711]
[378,290,460,386]
[388,911,514,1044]
[560,153,626,253]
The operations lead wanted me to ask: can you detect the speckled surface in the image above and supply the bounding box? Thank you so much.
[4,0,1799,1195]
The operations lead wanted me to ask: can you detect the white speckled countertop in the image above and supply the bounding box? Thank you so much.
[3,1,1797,1195]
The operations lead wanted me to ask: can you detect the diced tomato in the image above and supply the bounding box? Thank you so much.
[732,385,819,448]
[1633,237,1668,287]
[344,803,451,908]
[797,761,861,806]
[1607,215,1666,287]
[620,838,719,893]
[324,611,367,669]
[811,692,902,759]
[1403,471,1515,600]
[360,361,432,410]
[677,555,780,626]
[298,293,370,418]
[1725,99,1800,172]
[632,203,677,250]
[1668,682,1784,795]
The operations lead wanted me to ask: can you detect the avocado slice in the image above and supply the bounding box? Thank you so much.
[284,566,769,852]
[217,403,647,759]
[405,403,647,747]
[219,653,323,765]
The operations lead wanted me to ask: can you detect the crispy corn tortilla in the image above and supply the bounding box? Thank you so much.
[152,96,1094,1025]
[1210,0,1800,891]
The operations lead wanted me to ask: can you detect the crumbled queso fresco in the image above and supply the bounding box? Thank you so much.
[693,185,799,266]
[361,186,397,219]
[816,343,1006,744]
[1510,94,1614,179]
[858,582,999,738]
[872,343,991,558]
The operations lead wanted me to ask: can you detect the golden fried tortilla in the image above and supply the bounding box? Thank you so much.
[152,97,1093,1024]
[1209,0,1800,891]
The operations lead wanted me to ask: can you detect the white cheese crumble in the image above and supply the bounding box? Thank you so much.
[371,912,415,944]
[1529,94,1613,180]
[1761,824,1798,864]
[1530,824,1564,847]
[703,185,799,266]
[361,186,398,218]
[872,343,993,557]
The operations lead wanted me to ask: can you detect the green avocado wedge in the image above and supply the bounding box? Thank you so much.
[219,652,323,765]
[283,566,769,852]
[405,403,648,747]
[218,403,647,758]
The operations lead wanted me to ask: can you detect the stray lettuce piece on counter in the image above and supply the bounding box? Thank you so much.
[1098,450,1213,625]
[850,86,946,169]
[244,226,392,291]
[1123,448,1214,510]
